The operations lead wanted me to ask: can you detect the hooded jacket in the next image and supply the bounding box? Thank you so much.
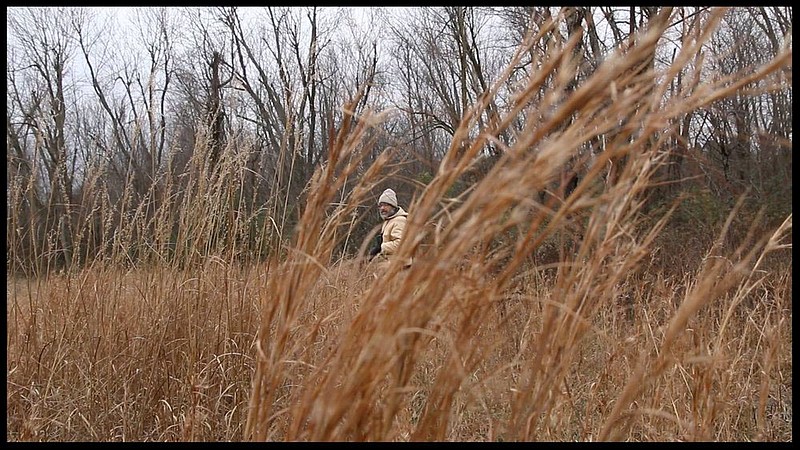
[377,206,413,268]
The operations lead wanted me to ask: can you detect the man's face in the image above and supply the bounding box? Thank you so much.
[378,202,394,218]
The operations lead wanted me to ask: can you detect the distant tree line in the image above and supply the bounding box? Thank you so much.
[6,7,792,274]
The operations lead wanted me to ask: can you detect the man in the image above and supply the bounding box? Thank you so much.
[368,188,413,272]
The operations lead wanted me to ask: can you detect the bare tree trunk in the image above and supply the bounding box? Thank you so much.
[207,50,228,177]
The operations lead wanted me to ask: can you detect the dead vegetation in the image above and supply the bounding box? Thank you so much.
[7,8,791,442]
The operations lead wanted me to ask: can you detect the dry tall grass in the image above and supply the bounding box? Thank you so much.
[7,9,792,441]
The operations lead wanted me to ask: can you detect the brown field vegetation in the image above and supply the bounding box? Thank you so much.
[6,8,791,442]
[5,219,792,441]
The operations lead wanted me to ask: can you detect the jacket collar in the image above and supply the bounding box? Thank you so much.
[384,206,408,220]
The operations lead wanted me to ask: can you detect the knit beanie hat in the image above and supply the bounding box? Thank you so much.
[378,188,398,208]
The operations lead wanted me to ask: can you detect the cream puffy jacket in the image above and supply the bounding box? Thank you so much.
[377,207,413,268]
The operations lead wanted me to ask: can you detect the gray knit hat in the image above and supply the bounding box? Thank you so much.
[378,188,398,208]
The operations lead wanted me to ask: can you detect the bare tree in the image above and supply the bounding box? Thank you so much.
[386,6,511,193]
[8,7,81,271]
[697,8,792,214]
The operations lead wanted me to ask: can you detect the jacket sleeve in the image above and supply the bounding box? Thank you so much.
[380,217,406,255]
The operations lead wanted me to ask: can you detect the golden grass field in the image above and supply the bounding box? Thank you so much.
[6,234,792,441]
